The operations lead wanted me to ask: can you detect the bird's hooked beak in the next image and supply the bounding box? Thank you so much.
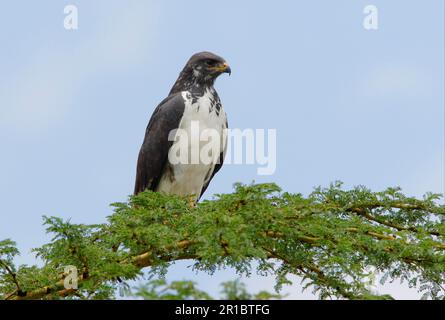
[212,62,231,76]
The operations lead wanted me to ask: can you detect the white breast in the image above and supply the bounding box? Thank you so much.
[156,89,227,200]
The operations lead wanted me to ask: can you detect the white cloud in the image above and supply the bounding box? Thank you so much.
[0,2,159,135]
[0,54,76,134]
[358,63,436,101]
[406,152,445,201]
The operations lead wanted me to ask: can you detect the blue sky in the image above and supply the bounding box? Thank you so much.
[0,1,443,299]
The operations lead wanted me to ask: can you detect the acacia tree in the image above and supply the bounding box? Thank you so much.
[0,182,444,300]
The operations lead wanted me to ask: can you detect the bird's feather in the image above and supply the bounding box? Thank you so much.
[134,93,185,194]
[199,118,228,200]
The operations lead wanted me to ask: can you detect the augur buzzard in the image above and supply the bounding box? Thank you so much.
[134,52,231,202]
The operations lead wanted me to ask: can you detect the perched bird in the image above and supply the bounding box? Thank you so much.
[134,52,231,202]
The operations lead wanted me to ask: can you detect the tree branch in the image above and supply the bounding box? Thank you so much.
[1,183,444,300]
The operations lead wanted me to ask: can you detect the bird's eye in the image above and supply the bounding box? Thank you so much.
[205,60,216,66]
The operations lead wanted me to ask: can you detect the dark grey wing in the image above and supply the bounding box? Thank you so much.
[134,93,185,194]
[198,118,228,200]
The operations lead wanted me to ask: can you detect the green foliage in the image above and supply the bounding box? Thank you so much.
[218,279,283,300]
[131,278,283,300]
[0,239,20,297]
[131,279,212,300]
[0,182,444,300]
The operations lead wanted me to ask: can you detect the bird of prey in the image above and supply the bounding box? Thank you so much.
[134,52,231,203]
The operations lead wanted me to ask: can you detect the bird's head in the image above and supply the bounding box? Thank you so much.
[170,51,231,94]
[187,51,231,78]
